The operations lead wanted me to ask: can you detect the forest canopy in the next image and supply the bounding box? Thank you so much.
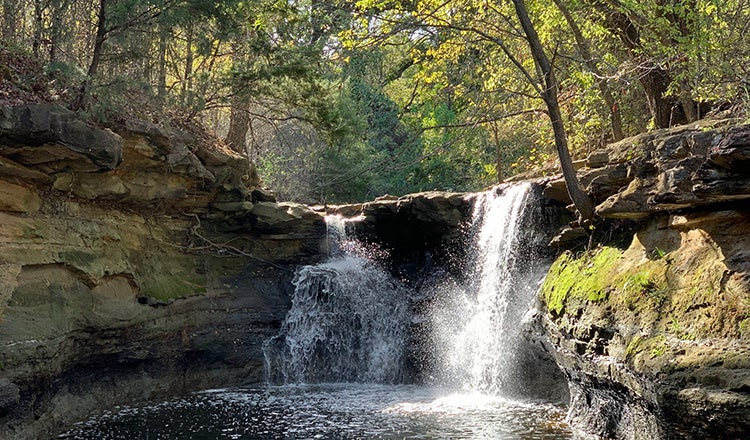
[1,0,747,203]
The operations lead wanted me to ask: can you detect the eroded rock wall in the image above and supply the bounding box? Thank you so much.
[541,120,750,439]
[0,104,327,438]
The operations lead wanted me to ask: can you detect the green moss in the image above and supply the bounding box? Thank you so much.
[542,246,623,315]
[618,265,669,311]
[740,318,750,338]
[21,225,44,239]
[625,334,667,359]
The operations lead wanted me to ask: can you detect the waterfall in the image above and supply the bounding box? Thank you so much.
[263,216,409,384]
[264,183,547,394]
[428,182,545,395]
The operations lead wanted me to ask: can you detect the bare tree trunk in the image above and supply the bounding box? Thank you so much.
[640,65,674,128]
[552,0,624,141]
[225,97,250,155]
[49,0,69,63]
[586,0,681,129]
[73,0,107,110]
[512,0,594,221]
[32,0,43,59]
[157,28,167,102]
[88,0,107,77]
[2,0,19,47]
[182,24,193,106]
[225,39,250,155]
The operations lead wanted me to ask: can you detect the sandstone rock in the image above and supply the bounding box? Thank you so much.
[587,150,610,168]
[596,178,652,219]
[0,156,48,182]
[251,188,277,203]
[249,202,325,235]
[578,120,750,219]
[0,179,41,213]
[0,103,122,170]
[542,177,572,204]
[166,144,215,184]
[542,211,750,439]
[212,201,253,212]
[549,225,588,247]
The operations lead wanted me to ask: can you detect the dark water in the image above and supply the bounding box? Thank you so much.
[59,384,572,439]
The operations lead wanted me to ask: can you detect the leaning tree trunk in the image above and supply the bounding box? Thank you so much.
[512,0,594,221]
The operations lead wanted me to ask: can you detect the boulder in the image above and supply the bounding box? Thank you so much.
[0,103,122,171]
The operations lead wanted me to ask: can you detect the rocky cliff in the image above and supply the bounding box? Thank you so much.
[0,103,331,438]
[0,104,477,439]
[541,119,750,439]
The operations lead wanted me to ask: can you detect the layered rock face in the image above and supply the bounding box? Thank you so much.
[0,104,328,438]
[541,120,750,439]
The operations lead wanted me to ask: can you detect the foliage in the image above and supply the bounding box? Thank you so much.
[1,0,749,202]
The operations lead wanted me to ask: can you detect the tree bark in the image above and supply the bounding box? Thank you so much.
[88,0,108,77]
[512,0,594,221]
[489,121,503,183]
[586,0,680,129]
[157,28,167,102]
[49,0,69,63]
[2,0,18,47]
[182,24,193,106]
[225,38,251,156]
[73,0,107,109]
[225,96,251,155]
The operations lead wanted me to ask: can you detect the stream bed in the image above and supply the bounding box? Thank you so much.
[58,383,572,439]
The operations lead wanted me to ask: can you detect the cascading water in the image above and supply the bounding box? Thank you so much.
[263,216,409,384]
[265,183,547,394]
[425,182,549,395]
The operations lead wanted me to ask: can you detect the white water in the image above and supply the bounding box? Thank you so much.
[263,216,409,384]
[429,183,542,394]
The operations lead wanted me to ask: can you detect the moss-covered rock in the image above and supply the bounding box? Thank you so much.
[542,212,750,439]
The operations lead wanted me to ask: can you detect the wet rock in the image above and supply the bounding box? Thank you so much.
[0,380,20,416]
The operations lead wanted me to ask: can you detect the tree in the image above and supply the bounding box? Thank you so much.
[551,0,624,141]
[511,0,594,221]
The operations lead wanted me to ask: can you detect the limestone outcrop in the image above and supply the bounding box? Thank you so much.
[545,119,750,220]
[0,104,326,438]
[540,119,750,439]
